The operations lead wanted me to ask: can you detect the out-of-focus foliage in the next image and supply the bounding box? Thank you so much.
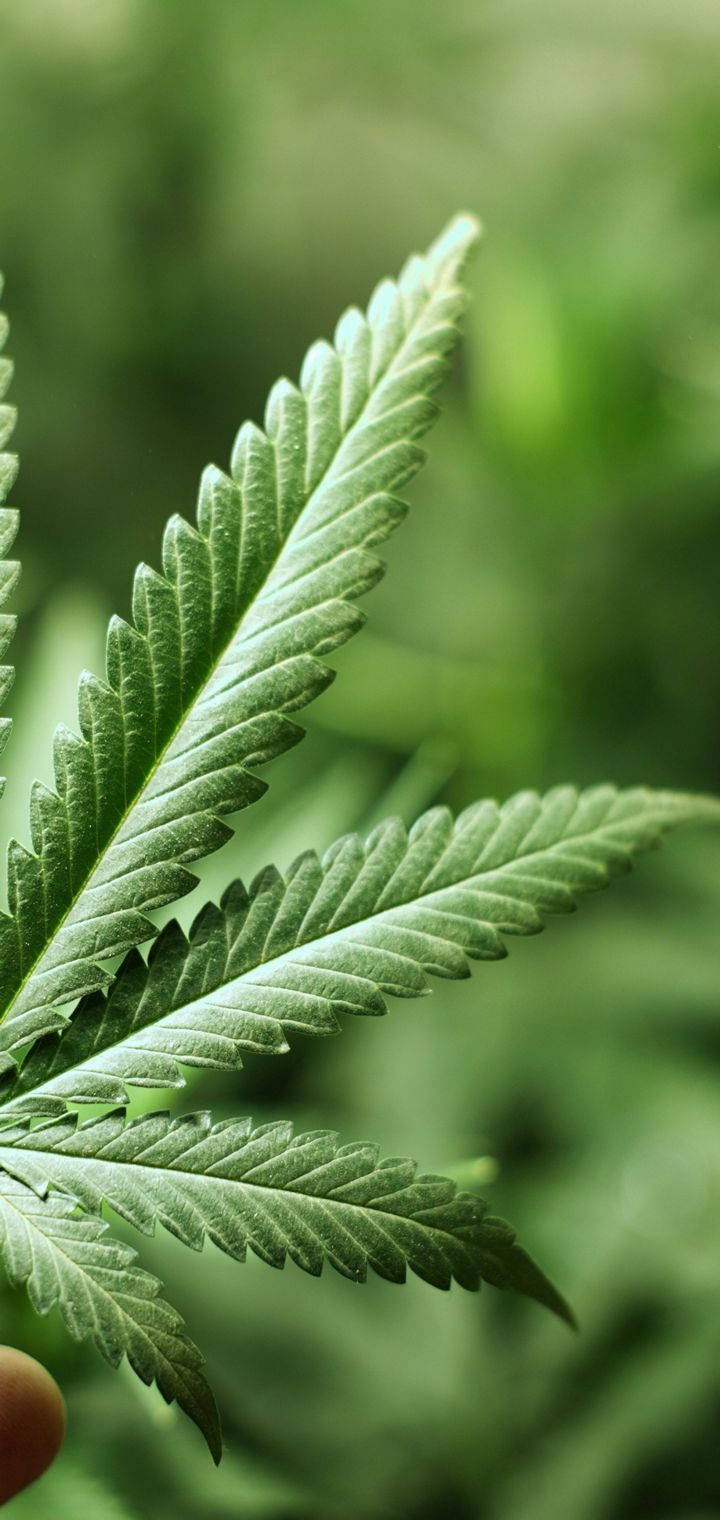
[0,1,718,1515]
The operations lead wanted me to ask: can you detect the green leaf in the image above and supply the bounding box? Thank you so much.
[2,211,717,1469]
[4,784,717,1112]
[0,214,480,1061]
[0,284,19,775]
[0,1108,574,1326]
[0,1168,221,1460]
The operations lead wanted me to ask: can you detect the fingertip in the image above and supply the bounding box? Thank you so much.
[0,1346,65,1504]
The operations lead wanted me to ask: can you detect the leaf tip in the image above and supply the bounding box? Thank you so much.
[427,211,483,273]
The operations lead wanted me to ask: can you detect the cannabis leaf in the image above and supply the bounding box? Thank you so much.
[0,1111,573,1321]
[3,784,717,1114]
[0,219,717,1465]
[0,288,18,775]
[0,1170,221,1459]
[0,787,714,1460]
[0,213,480,1062]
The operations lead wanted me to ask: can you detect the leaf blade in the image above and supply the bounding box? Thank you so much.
[0,1169,222,1460]
[5,784,717,1112]
[0,1108,574,1327]
[0,285,19,778]
[0,215,480,1059]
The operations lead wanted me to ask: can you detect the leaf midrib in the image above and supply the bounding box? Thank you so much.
[0,1138,480,1257]
[3,799,679,1109]
[0,261,451,1036]
[0,1179,198,1383]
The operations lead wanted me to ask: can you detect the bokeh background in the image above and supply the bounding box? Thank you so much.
[1,2,719,1515]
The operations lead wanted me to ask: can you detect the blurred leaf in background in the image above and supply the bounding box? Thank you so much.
[0,1,719,1515]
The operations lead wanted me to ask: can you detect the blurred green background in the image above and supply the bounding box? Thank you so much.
[1,1,719,1515]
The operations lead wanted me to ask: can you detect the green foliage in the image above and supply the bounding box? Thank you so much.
[7,1457,143,1520]
[0,216,716,1468]
[0,1110,572,1321]
[0,213,478,1060]
[2,784,716,1115]
[0,1170,220,1457]
[0,288,18,771]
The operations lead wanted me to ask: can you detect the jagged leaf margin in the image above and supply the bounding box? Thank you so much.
[0,285,19,773]
[0,1108,574,1325]
[3,784,717,1113]
[0,1169,221,1459]
[0,214,480,1059]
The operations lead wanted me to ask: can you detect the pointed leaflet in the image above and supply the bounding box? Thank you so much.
[0,214,481,1059]
[0,1170,221,1459]
[0,1108,574,1326]
[4,784,718,1113]
[0,285,19,774]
